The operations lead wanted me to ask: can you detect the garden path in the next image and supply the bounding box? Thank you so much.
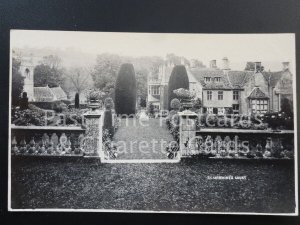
[113,118,174,159]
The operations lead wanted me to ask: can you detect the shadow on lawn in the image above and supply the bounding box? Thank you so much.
[10,156,295,213]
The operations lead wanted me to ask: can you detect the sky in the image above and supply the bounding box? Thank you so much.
[10,30,296,71]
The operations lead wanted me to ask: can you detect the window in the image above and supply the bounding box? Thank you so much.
[204,77,211,82]
[251,99,268,114]
[214,77,221,82]
[232,104,239,111]
[207,91,212,100]
[218,91,223,100]
[150,86,160,95]
[233,91,239,100]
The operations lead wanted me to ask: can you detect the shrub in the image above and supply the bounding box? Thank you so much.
[170,98,180,110]
[104,97,114,110]
[12,109,46,126]
[115,63,137,115]
[103,109,114,137]
[64,109,83,125]
[168,65,189,110]
[75,93,80,109]
[147,102,155,116]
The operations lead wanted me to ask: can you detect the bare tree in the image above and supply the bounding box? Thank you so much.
[66,67,94,94]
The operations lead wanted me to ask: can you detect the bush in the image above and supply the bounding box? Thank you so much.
[168,65,189,110]
[64,109,84,125]
[103,109,114,137]
[12,109,46,126]
[147,102,155,117]
[115,63,137,115]
[104,97,114,110]
[170,98,180,110]
[53,102,68,113]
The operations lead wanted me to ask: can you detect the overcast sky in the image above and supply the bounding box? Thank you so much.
[11,30,295,71]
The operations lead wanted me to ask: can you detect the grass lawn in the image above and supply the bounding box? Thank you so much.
[113,118,174,160]
[11,157,295,213]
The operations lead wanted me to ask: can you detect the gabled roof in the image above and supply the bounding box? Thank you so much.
[248,87,269,99]
[262,71,285,87]
[34,86,55,101]
[50,86,67,100]
[227,71,254,88]
[190,68,236,90]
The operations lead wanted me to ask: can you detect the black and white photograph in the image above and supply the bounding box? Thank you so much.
[8,30,297,215]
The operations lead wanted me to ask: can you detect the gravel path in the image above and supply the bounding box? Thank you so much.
[113,118,174,160]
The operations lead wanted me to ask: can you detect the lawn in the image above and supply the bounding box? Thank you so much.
[11,157,295,213]
[113,118,174,160]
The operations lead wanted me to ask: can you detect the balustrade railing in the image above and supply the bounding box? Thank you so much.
[11,125,86,156]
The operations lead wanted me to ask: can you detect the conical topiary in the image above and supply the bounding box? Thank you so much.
[115,63,137,115]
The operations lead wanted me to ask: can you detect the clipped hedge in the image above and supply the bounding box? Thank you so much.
[115,63,137,115]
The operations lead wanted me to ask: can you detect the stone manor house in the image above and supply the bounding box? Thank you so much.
[147,58,293,115]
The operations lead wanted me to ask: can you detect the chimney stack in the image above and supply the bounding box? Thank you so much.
[210,60,217,69]
[222,57,230,70]
[282,62,290,71]
[254,62,262,72]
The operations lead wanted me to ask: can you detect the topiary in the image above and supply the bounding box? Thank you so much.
[170,98,180,110]
[168,65,189,110]
[115,63,137,115]
[104,97,114,110]
[75,93,80,109]
[103,109,114,137]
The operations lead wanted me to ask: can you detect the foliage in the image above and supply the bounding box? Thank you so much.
[65,67,94,94]
[64,109,84,125]
[170,98,181,110]
[12,57,25,106]
[173,88,195,100]
[75,93,80,109]
[34,64,64,87]
[281,97,293,116]
[115,63,137,115]
[168,65,189,110]
[91,54,122,90]
[244,62,264,72]
[12,104,52,126]
[192,97,202,109]
[53,102,68,113]
[104,97,114,110]
[103,110,114,138]
[147,102,155,116]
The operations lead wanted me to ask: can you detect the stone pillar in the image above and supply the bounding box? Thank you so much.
[178,110,198,157]
[83,110,103,158]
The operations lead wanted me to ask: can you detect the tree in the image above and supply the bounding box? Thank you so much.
[91,53,122,90]
[244,62,264,72]
[281,97,293,116]
[65,67,93,94]
[75,93,80,109]
[168,65,189,109]
[115,63,137,115]
[12,57,24,106]
[34,55,65,87]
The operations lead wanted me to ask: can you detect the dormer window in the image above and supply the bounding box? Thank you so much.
[204,77,211,82]
[214,77,221,82]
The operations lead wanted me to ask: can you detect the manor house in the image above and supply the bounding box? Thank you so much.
[147,58,293,115]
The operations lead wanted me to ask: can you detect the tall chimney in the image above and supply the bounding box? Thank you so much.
[282,62,290,71]
[222,57,230,70]
[254,62,262,72]
[210,60,217,69]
